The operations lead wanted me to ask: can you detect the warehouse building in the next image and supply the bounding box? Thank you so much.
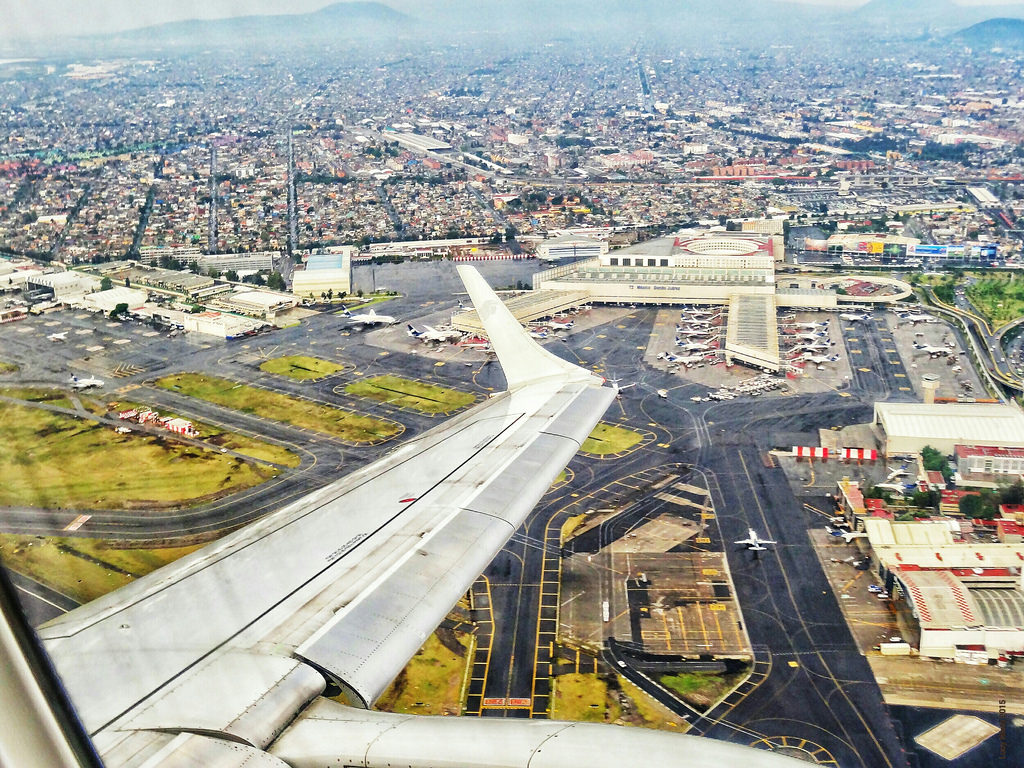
[28,271,101,301]
[292,248,352,299]
[863,518,1024,663]
[537,234,608,262]
[873,402,1024,456]
[208,289,296,320]
[80,287,149,314]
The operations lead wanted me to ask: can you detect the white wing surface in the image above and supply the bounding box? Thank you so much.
[36,266,806,768]
[39,266,615,763]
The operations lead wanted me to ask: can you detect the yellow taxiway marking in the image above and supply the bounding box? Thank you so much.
[894,373,906,378]
[899,386,912,391]
[859,367,871,372]
[788,660,800,668]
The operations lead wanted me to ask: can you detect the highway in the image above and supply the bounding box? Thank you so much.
[924,284,1024,395]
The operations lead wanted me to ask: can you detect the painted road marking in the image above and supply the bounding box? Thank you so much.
[63,514,92,532]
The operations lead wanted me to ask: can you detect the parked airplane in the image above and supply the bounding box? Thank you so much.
[676,340,711,352]
[69,374,104,390]
[342,308,396,327]
[898,312,934,324]
[659,352,711,366]
[545,318,575,330]
[677,326,716,337]
[793,322,828,330]
[407,324,462,343]
[735,528,776,552]
[528,328,549,339]
[793,331,828,341]
[790,341,831,353]
[875,481,910,494]
[798,353,840,364]
[840,312,871,322]
[826,526,869,543]
[46,331,67,341]
[913,342,953,357]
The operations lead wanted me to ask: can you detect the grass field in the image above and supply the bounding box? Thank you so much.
[0,534,201,604]
[156,373,400,444]
[0,387,75,409]
[0,400,279,509]
[259,355,345,381]
[0,360,18,374]
[580,422,645,456]
[551,673,621,723]
[373,630,470,715]
[617,675,690,730]
[345,375,476,414]
[967,276,1024,327]
[660,670,745,711]
[111,399,300,468]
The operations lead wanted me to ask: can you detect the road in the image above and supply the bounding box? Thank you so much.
[924,285,1024,395]
[462,308,907,767]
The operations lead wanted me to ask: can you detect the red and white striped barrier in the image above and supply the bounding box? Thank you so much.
[450,252,533,261]
[842,448,878,462]
[793,446,829,460]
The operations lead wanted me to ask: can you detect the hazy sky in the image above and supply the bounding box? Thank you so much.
[0,0,1022,40]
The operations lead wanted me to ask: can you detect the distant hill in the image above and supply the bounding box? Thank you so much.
[953,17,1024,49]
[107,2,411,49]
[855,0,1024,33]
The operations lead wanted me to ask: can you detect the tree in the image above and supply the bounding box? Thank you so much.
[225,270,239,282]
[959,493,997,520]
[921,445,952,481]
[1000,480,1024,507]
[100,276,113,291]
[266,271,286,291]
[109,303,129,320]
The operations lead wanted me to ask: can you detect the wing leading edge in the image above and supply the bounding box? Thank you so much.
[37,267,808,768]
[39,267,616,765]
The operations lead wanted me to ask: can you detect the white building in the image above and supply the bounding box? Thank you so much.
[537,234,608,262]
[29,271,101,301]
[209,289,296,320]
[873,402,1024,456]
[864,518,1024,662]
[292,248,352,299]
[81,287,149,314]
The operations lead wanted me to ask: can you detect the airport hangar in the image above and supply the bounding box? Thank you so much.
[873,402,1024,457]
[453,231,912,373]
[863,518,1024,663]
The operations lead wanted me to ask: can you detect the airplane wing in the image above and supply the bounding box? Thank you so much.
[36,265,614,764]
[30,266,806,768]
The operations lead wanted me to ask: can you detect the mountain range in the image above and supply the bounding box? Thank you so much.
[16,0,1024,55]
[952,17,1024,49]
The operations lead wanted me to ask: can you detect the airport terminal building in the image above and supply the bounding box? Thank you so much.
[525,231,911,373]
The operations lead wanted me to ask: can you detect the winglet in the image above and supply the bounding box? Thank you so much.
[457,265,601,390]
